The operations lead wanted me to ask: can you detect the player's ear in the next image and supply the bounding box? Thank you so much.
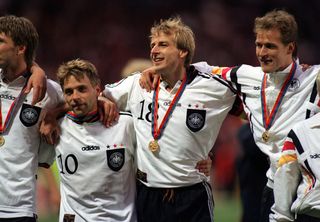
[16,45,26,55]
[179,50,188,59]
[287,42,295,55]
[95,85,101,96]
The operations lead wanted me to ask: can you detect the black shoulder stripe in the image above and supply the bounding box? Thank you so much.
[291,132,316,188]
[242,93,247,106]
[197,72,211,79]
[187,65,198,84]
[230,67,241,93]
[306,81,318,119]
[189,65,237,94]
[309,81,318,103]
[288,130,304,155]
[119,111,132,117]
[212,75,237,94]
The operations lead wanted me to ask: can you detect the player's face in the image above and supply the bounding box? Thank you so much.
[0,32,21,69]
[255,28,294,73]
[150,32,186,76]
[63,75,100,117]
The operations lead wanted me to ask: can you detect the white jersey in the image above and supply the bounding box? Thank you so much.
[272,113,320,221]
[198,61,320,188]
[0,72,63,218]
[104,66,236,188]
[55,112,136,222]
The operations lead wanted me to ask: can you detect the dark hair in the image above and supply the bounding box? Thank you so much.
[0,15,39,68]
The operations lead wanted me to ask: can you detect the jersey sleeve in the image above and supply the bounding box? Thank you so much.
[192,61,238,92]
[103,74,139,111]
[38,138,56,168]
[226,65,263,86]
[39,79,64,109]
[272,132,300,222]
[191,62,225,75]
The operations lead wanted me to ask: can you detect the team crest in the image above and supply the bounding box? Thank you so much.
[186,109,206,132]
[19,103,41,127]
[106,149,125,171]
[289,78,300,90]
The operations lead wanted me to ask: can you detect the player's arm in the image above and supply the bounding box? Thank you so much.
[26,62,47,105]
[272,133,300,222]
[98,95,119,127]
[40,102,68,145]
[139,66,160,92]
[103,74,138,111]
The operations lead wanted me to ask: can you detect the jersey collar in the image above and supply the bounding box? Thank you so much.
[0,69,31,88]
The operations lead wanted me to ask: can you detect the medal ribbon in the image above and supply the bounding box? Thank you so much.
[151,75,187,140]
[66,110,100,124]
[261,62,297,131]
[0,72,30,134]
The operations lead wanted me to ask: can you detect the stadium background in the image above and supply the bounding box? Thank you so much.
[1,0,320,221]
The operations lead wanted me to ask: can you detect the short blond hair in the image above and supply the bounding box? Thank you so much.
[56,59,100,88]
[150,16,195,67]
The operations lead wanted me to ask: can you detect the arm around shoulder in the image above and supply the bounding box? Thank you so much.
[26,62,47,105]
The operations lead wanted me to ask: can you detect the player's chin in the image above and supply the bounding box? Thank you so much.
[260,63,274,73]
[72,106,86,115]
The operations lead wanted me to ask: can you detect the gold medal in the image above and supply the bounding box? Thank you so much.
[0,136,5,147]
[149,140,159,152]
[262,131,270,142]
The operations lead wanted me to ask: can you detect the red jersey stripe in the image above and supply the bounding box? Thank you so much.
[282,140,295,151]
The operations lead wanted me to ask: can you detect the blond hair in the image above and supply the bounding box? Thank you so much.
[56,59,100,88]
[150,16,195,67]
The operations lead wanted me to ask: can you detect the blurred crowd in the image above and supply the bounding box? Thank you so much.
[0,0,320,84]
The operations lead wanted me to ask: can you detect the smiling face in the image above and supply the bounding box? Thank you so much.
[150,32,187,77]
[255,28,295,73]
[63,74,100,117]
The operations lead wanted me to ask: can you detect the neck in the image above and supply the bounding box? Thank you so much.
[275,58,294,73]
[2,63,27,83]
[67,109,99,124]
[161,66,186,90]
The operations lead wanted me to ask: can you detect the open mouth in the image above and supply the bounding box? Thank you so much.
[152,55,164,63]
